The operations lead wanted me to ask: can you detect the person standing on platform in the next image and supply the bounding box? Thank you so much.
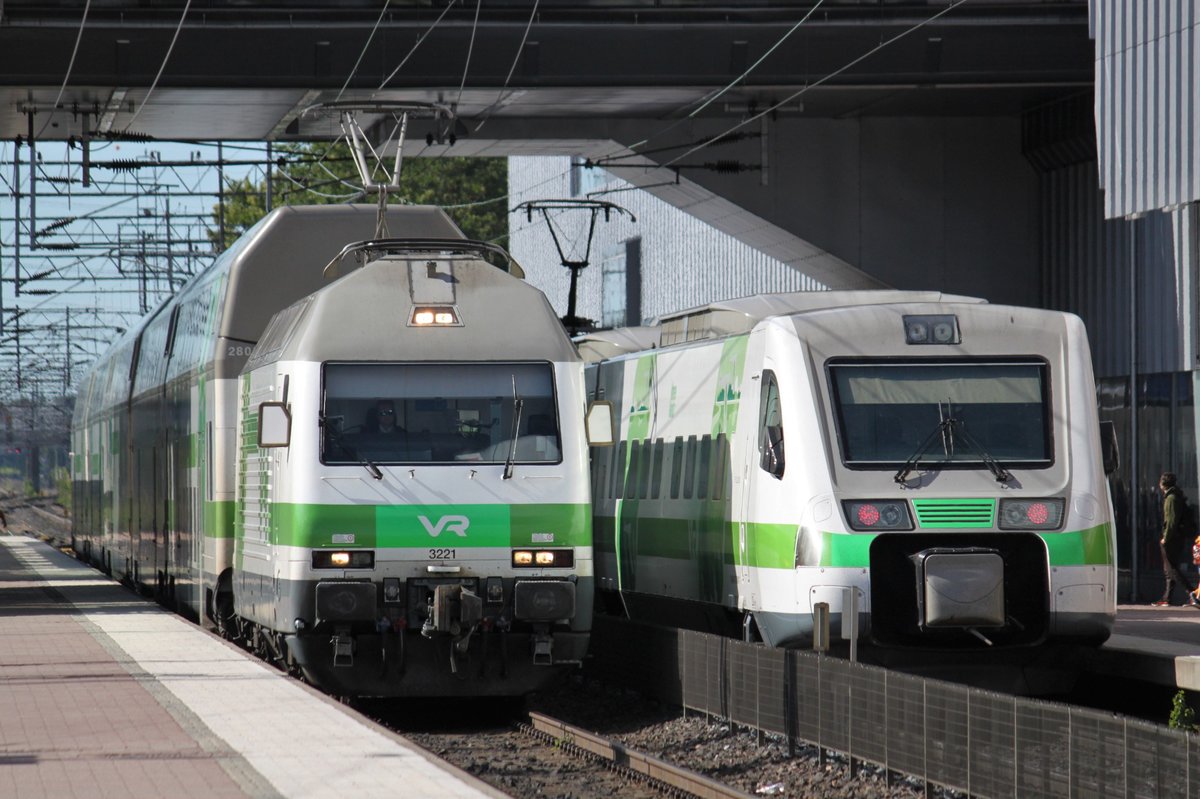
[1154,472,1200,607]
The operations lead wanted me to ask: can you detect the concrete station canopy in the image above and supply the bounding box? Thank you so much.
[0,1,1093,146]
[0,1,1097,293]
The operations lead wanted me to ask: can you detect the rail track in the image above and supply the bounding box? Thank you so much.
[520,712,754,799]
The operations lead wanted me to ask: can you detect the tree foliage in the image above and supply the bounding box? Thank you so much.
[210,143,507,249]
[1169,689,1199,731]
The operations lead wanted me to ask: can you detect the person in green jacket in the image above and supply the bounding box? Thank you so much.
[1154,472,1199,607]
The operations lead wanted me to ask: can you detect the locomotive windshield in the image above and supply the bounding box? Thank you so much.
[828,359,1051,467]
[321,362,561,465]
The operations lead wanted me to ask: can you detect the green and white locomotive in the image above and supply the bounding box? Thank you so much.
[579,291,1117,650]
[71,204,594,697]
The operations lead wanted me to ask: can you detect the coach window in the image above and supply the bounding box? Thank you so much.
[697,435,712,498]
[670,437,684,499]
[758,370,785,478]
[624,442,640,499]
[682,435,697,498]
[651,439,665,499]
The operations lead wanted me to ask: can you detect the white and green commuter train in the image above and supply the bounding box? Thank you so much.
[71,204,594,697]
[579,291,1117,649]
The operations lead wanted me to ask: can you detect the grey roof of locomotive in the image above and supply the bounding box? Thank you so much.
[251,246,578,367]
[216,205,462,341]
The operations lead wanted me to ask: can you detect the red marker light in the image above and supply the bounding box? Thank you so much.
[1027,502,1049,525]
[857,504,880,527]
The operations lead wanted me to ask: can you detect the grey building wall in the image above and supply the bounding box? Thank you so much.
[668,115,1042,308]
[1040,162,1199,378]
[507,156,829,327]
[1091,0,1200,219]
[509,112,1044,324]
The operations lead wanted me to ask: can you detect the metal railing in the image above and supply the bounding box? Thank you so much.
[589,617,1199,798]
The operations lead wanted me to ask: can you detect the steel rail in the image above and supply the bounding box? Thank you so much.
[523,711,755,799]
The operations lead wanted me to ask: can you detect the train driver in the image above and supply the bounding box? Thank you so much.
[370,399,406,436]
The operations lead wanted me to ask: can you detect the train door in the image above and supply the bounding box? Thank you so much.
[737,332,781,615]
[617,355,655,595]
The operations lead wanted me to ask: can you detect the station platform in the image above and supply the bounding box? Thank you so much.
[1083,604,1200,692]
[0,532,503,799]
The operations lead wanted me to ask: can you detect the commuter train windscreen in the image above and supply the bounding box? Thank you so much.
[321,362,561,464]
[828,359,1051,466]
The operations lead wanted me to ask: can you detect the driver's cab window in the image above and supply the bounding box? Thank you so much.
[758,369,785,478]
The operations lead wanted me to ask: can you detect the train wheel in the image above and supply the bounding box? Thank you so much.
[210,579,235,639]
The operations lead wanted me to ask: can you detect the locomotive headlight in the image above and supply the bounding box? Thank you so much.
[843,500,913,531]
[312,550,375,569]
[512,549,575,568]
[998,498,1065,530]
[410,306,461,326]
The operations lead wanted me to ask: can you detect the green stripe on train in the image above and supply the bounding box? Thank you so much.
[260,503,591,549]
[1039,523,1113,566]
[596,516,1114,570]
[203,500,236,538]
[818,523,1114,568]
[594,515,795,569]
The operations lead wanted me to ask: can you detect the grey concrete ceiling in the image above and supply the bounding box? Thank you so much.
[0,1,1094,148]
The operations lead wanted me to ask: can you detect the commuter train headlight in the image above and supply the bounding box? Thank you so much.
[843,500,913,531]
[312,550,375,569]
[998,498,1065,530]
[512,549,575,568]
[903,314,960,345]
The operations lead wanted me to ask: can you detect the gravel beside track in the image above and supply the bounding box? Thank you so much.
[1,494,72,545]
[404,675,933,799]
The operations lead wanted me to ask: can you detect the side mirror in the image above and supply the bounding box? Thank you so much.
[1099,420,1119,475]
[258,402,292,448]
[585,401,615,446]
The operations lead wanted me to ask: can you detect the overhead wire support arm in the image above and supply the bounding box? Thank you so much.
[510,199,636,335]
[300,100,457,240]
[323,238,521,280]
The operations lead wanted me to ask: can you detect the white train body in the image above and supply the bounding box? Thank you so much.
[583,291,1116,649]
[237,243,592,695]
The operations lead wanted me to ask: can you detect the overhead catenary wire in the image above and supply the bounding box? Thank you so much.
[36,0,93,141]
[124,0,194,133]
[376,0,460,94]
[625,0,825,153]
[335,0,393,104]
[455,0,484,113]
[474,0,541,132]
[658,0,971,171]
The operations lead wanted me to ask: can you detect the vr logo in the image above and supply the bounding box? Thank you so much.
[419,514,470,538]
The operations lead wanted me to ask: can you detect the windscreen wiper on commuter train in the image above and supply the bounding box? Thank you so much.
[945,420,1012,483]
[503,375,525,481]
[894,401,1011,484]
[319,413,383,480]
[893,413,957,485]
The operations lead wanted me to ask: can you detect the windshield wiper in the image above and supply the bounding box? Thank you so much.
[503,375,524,480]
[320,413,383,480]
[894,416,957,484]
[894,411,1011,484]
[947,422,1012,483]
